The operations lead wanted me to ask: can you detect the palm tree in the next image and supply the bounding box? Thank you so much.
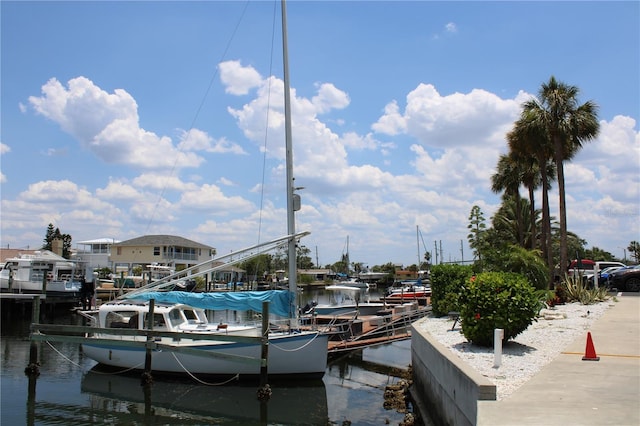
[522,76,599,278]
[492,196,541,250]
[491,153,525,246]
[508,117,557,285]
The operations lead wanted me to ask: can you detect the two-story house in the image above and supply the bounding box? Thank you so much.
[109,235,216,275]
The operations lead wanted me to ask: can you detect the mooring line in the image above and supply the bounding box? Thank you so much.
[171,352,239,386]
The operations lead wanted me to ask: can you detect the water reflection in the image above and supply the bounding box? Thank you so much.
[80,367,328,425]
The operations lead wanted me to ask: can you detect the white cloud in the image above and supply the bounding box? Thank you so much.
[372,100,406,135]
[311,83,350,114]
[403,84,521,149]
[178,183,255,214]
[0,143,9,183]
[96,179,144,201]
[28,76,206,169]
[219,60,263,95]
[177,128,247,155]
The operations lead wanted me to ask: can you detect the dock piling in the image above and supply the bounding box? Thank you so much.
[257,301,271,402]
[25,295,41,377]
[142,299,155,386]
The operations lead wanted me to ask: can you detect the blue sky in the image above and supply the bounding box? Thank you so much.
[1,1,639,268]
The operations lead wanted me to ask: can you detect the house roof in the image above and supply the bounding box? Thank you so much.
[299,269,334,274]
[114,235,214,249]
[77,238,120,245]
[0,248,38,264]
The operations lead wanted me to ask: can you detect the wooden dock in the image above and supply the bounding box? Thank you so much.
[302,302,431,355]
[0,293,79,318]
[328,332,411,352]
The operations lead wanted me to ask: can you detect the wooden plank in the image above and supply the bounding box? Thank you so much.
[32,323,260,343]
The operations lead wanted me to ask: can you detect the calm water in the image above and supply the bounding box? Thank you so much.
[1,288,430,425]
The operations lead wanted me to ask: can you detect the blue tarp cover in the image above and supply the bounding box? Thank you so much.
[125,290,294,317]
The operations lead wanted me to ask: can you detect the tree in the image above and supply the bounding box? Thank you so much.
[509,111,557,285]
[467,205,487,270]
[42,223,72,259]
[296,245,314,269]
[491,196,540,250]
[351,262,364,274]
[491,153,525,246]
[628,241,640,263]
[238,254,273,281]
[584,247,615,262]
[522,76,599,277]
[422,251,431,270]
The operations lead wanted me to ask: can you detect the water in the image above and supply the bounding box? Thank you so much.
[1,288,429,425]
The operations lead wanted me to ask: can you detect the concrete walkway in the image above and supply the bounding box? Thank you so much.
[477,293,640,426]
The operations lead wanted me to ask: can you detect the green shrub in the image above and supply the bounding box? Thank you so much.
[459,272,540,347]
[430,264,474,317]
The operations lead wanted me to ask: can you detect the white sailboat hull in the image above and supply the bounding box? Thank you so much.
[82,331,328,377]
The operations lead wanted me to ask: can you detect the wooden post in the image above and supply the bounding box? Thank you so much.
[119,271,125,297]
[25,295,41,377]
[27,370,37,426]
[7,265,13,291]
[256,301,272,402]
[260,301,269,385]
[141,299,155,386]
[41,271,47,315]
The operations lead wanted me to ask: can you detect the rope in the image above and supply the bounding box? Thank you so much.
[45,340,83,369]
[44,341,145,375]
[269,330,322,352]
[170,352,240,385]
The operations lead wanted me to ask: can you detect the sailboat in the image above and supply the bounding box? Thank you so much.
[80,0,329,379]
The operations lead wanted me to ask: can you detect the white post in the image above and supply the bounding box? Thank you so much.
[494,328,504,368]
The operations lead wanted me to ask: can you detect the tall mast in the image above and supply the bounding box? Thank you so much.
[281,0,298,322]
[417,225,420,270]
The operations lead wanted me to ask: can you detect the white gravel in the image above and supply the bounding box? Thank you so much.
[414,300,616,400]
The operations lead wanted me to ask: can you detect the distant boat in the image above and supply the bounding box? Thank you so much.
[310,284,386,316]
[336,276,369,289]
[0,250,82,298]
[357,271,388,282]
[384,279,431,302]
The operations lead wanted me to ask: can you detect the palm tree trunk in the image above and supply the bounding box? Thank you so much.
[516,195,524,246]
[538,153,553,288]
[527,185,536,250]
[554,136,568,283]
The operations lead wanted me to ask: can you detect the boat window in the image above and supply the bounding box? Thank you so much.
[106,311,138,328]
[143,313,166,329]
[168,309,184,327]
[182,309,204,324]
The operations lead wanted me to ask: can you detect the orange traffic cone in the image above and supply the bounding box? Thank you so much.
[582,331,600,361]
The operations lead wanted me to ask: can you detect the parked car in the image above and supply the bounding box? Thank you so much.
[584,262,627,287]
[567,260,626,286]
[595,266,626,287]
[608,265,640,292]
[566,259,595,278]
[586,266,621,287]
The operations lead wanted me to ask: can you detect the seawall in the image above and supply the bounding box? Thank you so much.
[410,318,496,426]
